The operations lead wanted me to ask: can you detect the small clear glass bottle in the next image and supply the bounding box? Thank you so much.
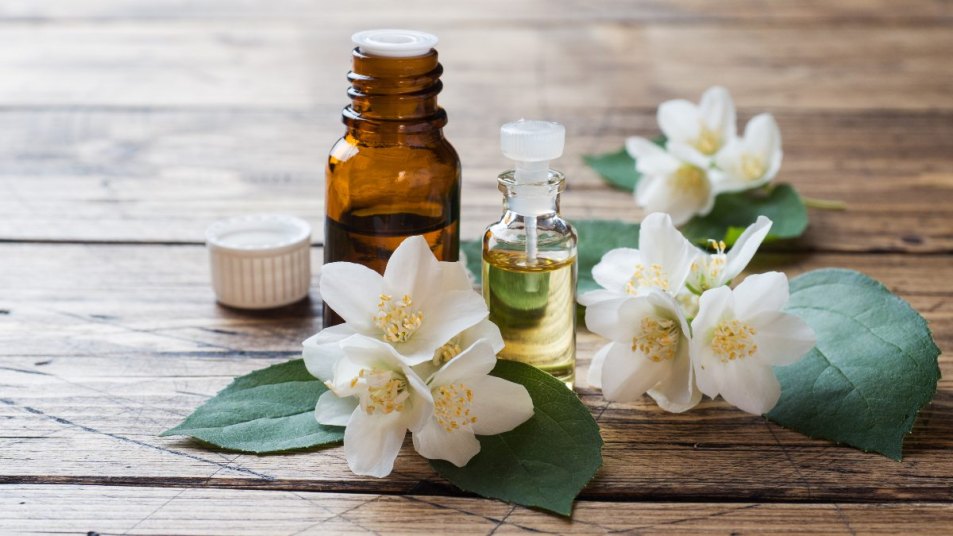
[482,120,577,387]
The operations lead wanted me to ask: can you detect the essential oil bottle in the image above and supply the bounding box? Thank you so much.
[324,30,461,327]
[482,120,578,387]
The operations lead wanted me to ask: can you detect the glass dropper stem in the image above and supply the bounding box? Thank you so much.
[525,217,538,265]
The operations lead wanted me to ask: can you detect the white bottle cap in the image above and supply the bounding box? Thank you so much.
[352,29,438,58]
[206,214,312,310]
[501,120,566,163]
[500,120,565,216]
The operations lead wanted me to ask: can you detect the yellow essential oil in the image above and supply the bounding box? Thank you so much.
[483,249,576,386]
[482,120,577,388]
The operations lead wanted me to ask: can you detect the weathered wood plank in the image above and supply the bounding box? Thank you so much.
[2,0,950,23]
[4,485,953,535]
[1,244,950,501]
[0,22,950,110]
[2,110,951,251]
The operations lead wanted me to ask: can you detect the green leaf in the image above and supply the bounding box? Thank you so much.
[461,219,639,294]
[430,360,603,516]
[161,359,344,453]
[583,137,666,192]
[681,184,808,245]
[574,219,639,294]
[583,148,640,191]
[768,269,941,460]
[461,238,483,285]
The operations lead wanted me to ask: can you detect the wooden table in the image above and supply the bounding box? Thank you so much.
[2,1,952,534]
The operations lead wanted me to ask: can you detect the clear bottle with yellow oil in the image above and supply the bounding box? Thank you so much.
[482,120,577,387]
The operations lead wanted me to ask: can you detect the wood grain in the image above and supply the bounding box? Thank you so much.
[4,485,953,535]
[1,244,950,502]
[0,22,951,110]
[2,0,952,531]
[2,110,951,252]
[2,0,950,23]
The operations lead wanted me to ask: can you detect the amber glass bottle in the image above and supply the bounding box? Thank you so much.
[324,30,461,326]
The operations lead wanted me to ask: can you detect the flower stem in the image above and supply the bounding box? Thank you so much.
[800,195,847,211]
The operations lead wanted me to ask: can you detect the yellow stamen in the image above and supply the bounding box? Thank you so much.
[694,127,721,155]
[632,316,679,362]
[740,154,765,181]
[673,164,706,192]
[433,338,463,367]
[711,319,758,363]
[433,383,477,432]
[374,293,423,343]
[625,263,670,295]
[350,368,410,415]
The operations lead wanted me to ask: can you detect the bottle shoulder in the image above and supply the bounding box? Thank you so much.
[484,214,577,250]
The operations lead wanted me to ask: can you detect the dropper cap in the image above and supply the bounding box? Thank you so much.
[500,120,565,215]
[352,29,438,57]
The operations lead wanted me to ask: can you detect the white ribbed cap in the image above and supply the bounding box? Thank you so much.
[206,214,312,310]
[500,120,565,162]
[352,29,438,58]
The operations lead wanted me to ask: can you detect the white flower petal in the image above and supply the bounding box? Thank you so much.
[717,362,782,416]
[314,391,358,426]
[732,272,789,320]
[431,339,498,387]
[439,260,474,292]
[748,311,816,366]
[592,248,642,294]
[468,376,534,436]
[382,235,443,303]
[657,99,701,143]
[722,216,772,284]
[412,419,481,467]
[711,140,752,193]
[639,212,696,291]
[745,113,781,164]
[693,285,734,334]
[585,296,642,342]
[647,340,701,413]
[403,369,435,432]
[699,86,736,143]
[626,137,679,176]
[587,343,611,389]
[601,341,670,403]
[643,171,712,226]
[667,142,714,170]
[327,352,371,397]
[460,319,505,355]
[692,342,725,399]
[302,324,355,381]
[625,136,666,160]
[319,262,383,332]
[343,407,407,478]
[398,290,489,363]
[691,285,735,398]
[578,289,620,307]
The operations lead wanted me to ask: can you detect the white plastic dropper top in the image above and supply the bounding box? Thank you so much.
[500,120,566,265]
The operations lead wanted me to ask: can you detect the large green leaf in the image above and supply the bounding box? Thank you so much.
[430,360,603,516]
[461,220,639,294]
[681,184,808,245]
[583,147,640,191]
[161,359,344,453]
[768,269,941,460]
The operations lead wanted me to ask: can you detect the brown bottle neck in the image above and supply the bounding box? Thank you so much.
[343,48,447,139]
